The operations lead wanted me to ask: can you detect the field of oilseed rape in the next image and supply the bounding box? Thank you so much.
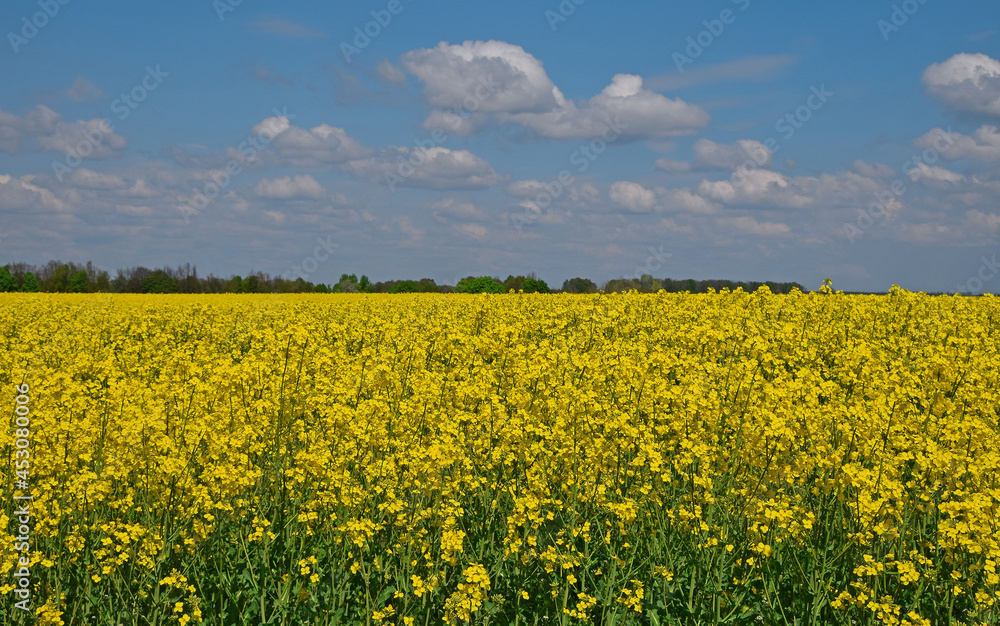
[1,289,999,625]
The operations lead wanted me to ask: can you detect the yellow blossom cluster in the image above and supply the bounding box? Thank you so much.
[0,288,998,624]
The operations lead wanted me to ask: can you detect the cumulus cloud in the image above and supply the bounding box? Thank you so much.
[254,175,326,199]
[717,216,791,237]
[922,53,1000,116]
[402,40,562,114]
[907,163,967,189]
[915,125,1000,161]
[0,174,67,211]
[401,40,709,139]
[698,169,813,209]
[38,118,128,159]
[655,139,772,173]
[343,146,503,190]
[658,188,720,214]
[694,139,772,169]
[246,117,371,167]
[65,77,105,101]
[376,60,406,84]
[609,181,657,212]
[431,197,487,222]
[452,223,489,240]
[654,158,691,173]
[503,73,710,140]
[506,179,548,198]
[0,105,126,158]
[852,160,896,178]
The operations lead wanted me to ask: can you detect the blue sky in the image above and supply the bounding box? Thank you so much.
[2,0,1000,292]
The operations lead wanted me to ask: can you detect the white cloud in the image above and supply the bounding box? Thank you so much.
[246,118,371,167]
[609,181,657,212]
[698,169,813,208]
[421,109,487,135]
[252,116,291,139]
[655,139,772,173]
[254,175,326,199]
[506,179,547,198]
[657,188,720,214]
[503,73,709,140]
[402,40,562,114]
[343,146,503,190]
[401,41,709,139]
[66,77,105,101]
[915,125,1000,161]
[37,118,128,159]
[922,53,1000,116]
[431,197,487,221]
[654,158,691,173]
[0,174,67,211]
[453,223,489,239]
[717,216,791,237]
[907,163,967,188]
[693,139,772,169]
[376,60,406,84]
[852,160,896,178]
[0,105,126,158]
[69,168,128,189]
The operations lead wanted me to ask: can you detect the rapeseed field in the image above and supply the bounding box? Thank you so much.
[1,288,998,625]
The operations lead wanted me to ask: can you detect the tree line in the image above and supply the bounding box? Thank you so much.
[0,261,804,295]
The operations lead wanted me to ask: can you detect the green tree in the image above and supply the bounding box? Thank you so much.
[141,270,180,293]
[639,274,662,292]
[46,263,72,292]
[503,275,525,292]
[240,275,260,293]
[561,277,597,294]
[389,280,420,293]
[93,271,111,293]
[522,277,550,293]
[0,266,17,292]
[20,272,39,292]
[455,276,505,294]
[334,274,359,292]
[68,269,89,293]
